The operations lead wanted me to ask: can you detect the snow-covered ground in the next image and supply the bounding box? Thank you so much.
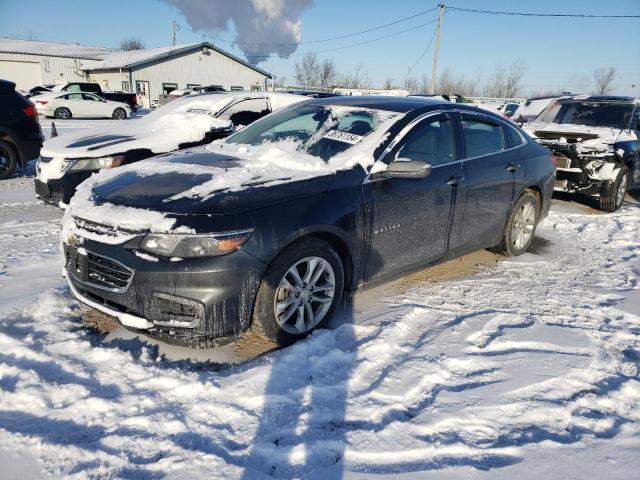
[0,120,639,478]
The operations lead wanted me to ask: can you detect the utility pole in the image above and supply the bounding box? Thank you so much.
[429,3,445,94]
[172,20,176,46]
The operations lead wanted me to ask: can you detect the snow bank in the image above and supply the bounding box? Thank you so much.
[2,198,640,478]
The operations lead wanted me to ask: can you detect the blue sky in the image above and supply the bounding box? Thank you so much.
[1,0,638,95]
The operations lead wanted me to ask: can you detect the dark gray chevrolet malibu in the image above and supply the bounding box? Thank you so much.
[62,96,555,347]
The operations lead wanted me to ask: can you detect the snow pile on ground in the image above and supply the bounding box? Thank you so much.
[1,174,639,478]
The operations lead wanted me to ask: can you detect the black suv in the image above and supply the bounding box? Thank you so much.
[0,79,44,179]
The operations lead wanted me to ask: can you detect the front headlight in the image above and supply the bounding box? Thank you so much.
[68,155,124,172]
[138,229,254,258]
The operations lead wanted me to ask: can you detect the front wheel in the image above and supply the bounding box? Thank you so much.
[492,190,540,257]
[0,140,18,180]
[599,165,629,212]
[54,107,72,119]
[250,237,344,345]
[112,107,127,120]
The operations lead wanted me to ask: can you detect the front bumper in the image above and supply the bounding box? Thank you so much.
[35,171,92,205]
[64,239,267,346]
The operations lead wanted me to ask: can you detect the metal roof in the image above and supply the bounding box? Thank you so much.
[85,42,272,78]
[0,38,114,60]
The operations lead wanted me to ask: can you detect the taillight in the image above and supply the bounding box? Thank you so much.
[548,153,558,169]
[131,94,137,105]
[23,104,37,118]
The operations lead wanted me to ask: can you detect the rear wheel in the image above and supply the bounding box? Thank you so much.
[112,108,127,120]
[54,107,72,119]
[492,190,540,257]
[250,237,344,345]
[599,165,629,212]
[0,140,18,180]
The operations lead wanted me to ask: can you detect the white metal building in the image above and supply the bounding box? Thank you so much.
[84,42,272,108]
[0,39,272,107]
[0,39,113,90]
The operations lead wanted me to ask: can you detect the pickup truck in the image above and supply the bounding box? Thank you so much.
[31,82,138,110]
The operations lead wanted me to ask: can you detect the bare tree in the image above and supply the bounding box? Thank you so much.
[382,78,395,90]
[119,37,145,51]
[483,61,526,98]
[274,75,287,88]
[318,58,337,88]
[593,67,616,95]
[341,64,369,89]
[419,74,430,94]
[404,77,419,93]
[294,52,319,87]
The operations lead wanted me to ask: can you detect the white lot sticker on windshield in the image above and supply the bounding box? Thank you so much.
[322,129,364,145]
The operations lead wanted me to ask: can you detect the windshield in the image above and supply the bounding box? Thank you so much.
[537,101,634,129]
[225,102,398,161]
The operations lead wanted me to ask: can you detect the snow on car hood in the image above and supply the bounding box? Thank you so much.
[62,113,399,243]
[524,122,638,154]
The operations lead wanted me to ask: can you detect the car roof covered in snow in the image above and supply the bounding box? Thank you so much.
[556,95,639,104]
[304,95,447,113]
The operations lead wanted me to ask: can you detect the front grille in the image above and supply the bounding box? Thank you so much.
[87,252,133,290]
[74,217,141,238]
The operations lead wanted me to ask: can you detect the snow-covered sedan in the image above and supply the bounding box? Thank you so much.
[523,95,640,211]
[32,91,131,120]
[35,91,307,204]
[61,96,555,348]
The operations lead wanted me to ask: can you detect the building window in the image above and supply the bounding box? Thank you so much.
[230,86,243,91]
[121,81,130,92]
[162,83,178,94]
[250,84,262,92]
[187,84,201,89]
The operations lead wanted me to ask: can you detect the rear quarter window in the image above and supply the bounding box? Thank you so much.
[503,124,525,148]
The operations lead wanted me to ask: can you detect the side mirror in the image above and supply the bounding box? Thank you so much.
[375,159,432,179]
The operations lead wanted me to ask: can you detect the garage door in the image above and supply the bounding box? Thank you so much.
[0,60,42,90]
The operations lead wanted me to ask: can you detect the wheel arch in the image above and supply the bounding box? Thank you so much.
[269,226,355,292]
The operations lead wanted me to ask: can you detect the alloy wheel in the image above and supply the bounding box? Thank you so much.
[511,202,536,250]
[273,256,336,334]
[616,173,628,208]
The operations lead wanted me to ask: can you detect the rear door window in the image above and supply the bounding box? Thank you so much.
[64,93,83,100]
[461,117,505,157]
[395,116,455,166]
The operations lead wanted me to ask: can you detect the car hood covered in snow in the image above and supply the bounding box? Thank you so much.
[90,149,337,215]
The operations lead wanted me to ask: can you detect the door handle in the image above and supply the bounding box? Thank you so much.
[506,163,520,172]
[447,176,462,186]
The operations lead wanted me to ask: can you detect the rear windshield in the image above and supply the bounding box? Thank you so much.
[537,101,634,129]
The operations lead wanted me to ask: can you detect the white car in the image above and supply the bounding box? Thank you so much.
[35,91,308,204]
[32,91,131,120]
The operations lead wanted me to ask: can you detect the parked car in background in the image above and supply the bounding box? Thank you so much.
[27,83,56,98]
[168,88,193,99]
[35,91,308,204]
[523,95,640,212]
[61,96,555,348]
[499,102,520,118]
[32,91,131,120]
[191,85,226,93]
[513,95,561,124]
[30,82,138,110]
[286,89,341,98]
[0,79,44,179]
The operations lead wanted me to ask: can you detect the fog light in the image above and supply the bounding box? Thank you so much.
[150,292,204,328]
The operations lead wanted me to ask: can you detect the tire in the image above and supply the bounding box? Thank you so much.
[0,140,18,180]
[112,108,127,120]
[54,107,72,119]
[492,190,540,257]
[599,165,629,212]
[250,237,344,346]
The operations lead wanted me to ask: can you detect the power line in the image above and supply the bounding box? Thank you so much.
[176,5,439,47]
[181,18,438,60]
[447,5,640,18]
[407,26,438,75]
